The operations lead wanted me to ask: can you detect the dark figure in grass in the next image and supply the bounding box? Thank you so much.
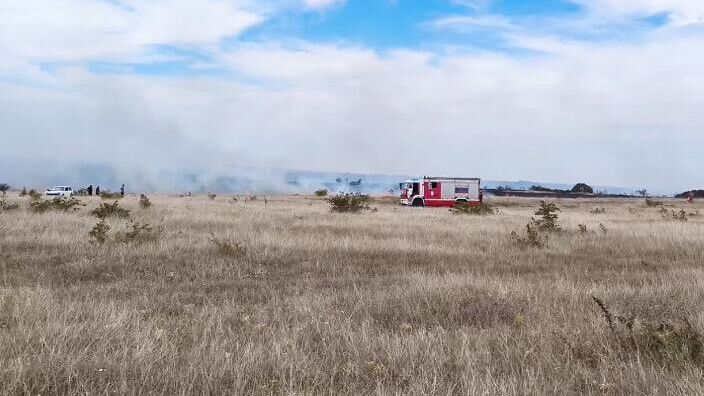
[121,184,125,197]
[87,184,93,196]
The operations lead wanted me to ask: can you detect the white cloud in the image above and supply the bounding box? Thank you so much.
[0,0,263,63]
[580,0,704,26]
[301,0,345,11]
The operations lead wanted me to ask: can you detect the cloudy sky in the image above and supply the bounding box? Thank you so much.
[1,0,703,192]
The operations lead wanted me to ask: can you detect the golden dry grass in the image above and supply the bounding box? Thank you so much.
[1,193,704,394]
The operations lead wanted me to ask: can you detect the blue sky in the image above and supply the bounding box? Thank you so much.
[1,0,704,192]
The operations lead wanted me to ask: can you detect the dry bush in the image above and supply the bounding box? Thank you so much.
[450,203,494,216]
[314,189,328,197]
[139,194,152,209]
[91,201,130,219]
[659,207,688,221]
[89,218,110,245]
[0,192,20,212]
[26,189,41,200]
[510,222,546,248]
[207,193,217,201]
[590,207,606,214]
[589,297,704,367]
[29,196,84,213]
[118,221,160,243]
[210,234,246,258]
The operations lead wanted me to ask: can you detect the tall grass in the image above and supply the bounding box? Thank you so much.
[0,193,703,394]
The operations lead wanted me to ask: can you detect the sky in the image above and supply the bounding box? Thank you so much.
[1,0,704,193]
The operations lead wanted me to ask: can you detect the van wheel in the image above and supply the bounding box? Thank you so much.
[412,198,424,207]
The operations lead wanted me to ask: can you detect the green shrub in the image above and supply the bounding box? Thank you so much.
[314,189,328,197]
[0,183,9,193]
[91,201,130,219]
[328,193,371,213]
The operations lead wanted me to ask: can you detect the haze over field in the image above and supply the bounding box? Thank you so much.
[2,0,703,191]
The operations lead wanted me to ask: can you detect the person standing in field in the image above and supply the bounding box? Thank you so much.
[87,184,93,196]
[96,186,100,196]
[121,184,125,197]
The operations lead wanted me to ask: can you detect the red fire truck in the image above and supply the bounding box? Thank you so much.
[400,177,482,207]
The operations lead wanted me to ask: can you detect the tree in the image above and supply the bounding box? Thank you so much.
[636,189,648,197]
[0,183,10,193]
[571,183,593,194]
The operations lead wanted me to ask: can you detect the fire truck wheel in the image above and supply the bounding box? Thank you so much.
[412,198,424,207]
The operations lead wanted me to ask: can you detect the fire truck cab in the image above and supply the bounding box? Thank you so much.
[400,177,482,207]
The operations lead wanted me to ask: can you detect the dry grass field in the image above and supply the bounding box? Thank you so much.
[1,192,704,395]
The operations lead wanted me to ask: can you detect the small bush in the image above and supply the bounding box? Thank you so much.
[599,223,608,234]
[451,203,494,216]
[89,219,110,245]
[578,224,588,233]
[91,201,130,219]
[210,234,246,258]
[510,222,546,248]
[139,194,152,209]
[328,193,371,213]
[533,201,561,231]
[314,189,328,197]
[0,183,9,193]
[207,193,216,201]
[590,207,606,214]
